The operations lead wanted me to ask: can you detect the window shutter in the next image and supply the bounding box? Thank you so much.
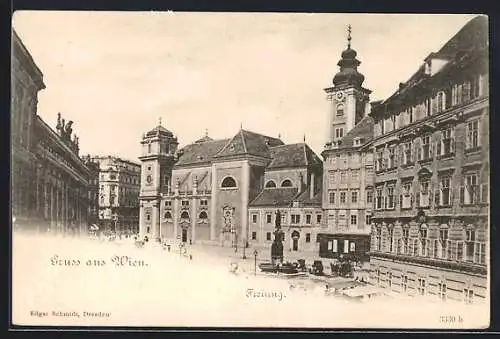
[459,186,465,204]
[434,190,440,207]
[481,183,488,203]
[450,129,456,154]
[431,95,438,114]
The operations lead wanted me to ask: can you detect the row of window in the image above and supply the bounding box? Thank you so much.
[328,169,361,184]
[373,270,477,304]
[373,228,487,265]
[145,210,209,222]
[100,174,139,185]
[376,74,486,137]
[163,199,209,207]
[253,231,312,243]
[375,119,481,173]
[253,212,322,225]
[265,179,293,188]
[328,189,361,205]
[374,173,488,210]
[328,213,364,227]
[146,142,171,154]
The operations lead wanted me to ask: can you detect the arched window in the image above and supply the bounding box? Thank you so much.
[281,179,293,187]
[265,180,277,188]
[164,211,172,220]
[336,104,344,117]
[221,176,237,188]
[180,211,190,220]
[199,211,208,220]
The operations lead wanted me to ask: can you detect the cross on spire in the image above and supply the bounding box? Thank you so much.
[347,24,352,49]
[158,116,162,126]
[205,128,208,137]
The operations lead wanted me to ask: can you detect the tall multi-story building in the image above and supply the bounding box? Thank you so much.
[138,124,323,251]
[91,155,141,234]
[83,155,100,229]
[368,16,489,304]
[11,30,90,235]
[318,26,374,261]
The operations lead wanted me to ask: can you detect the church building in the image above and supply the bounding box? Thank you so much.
[138,125,323,249]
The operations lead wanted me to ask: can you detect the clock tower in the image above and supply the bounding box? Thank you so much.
[325,25,371,144]
[138,118,178,241]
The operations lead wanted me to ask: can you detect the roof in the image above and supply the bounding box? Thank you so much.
[174,138,230,167]
[194,135,214,143]
[371,15,488,116]
[12,30,45,90]
[249,187,299,207]
[145,125,174,137]
[214,129,284,159]
[294,188,322,206]
[338,116,374,149]
[268,143,322,169]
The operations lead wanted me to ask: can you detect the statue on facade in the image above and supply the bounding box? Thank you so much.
[65,120,74,139]
[56,112,62,132]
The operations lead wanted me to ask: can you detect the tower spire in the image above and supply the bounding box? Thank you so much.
[205,128,208,137]
[347,24,352,49]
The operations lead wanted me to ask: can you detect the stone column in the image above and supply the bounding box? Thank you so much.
[210,164,217,241]
[173,197,179,241]
[191,196,197,243]
[138,200,144,237]
[152,201,160,241]
[50,182,55,232]
[241,161,250,248]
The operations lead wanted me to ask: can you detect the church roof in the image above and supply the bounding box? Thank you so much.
[249,187,299,207]
[174,138,230,167]
[194,135,214,143]
[146,125,174,137]
[268,143,322,169]
[214,129,284,159]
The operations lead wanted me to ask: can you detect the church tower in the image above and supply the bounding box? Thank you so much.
[325,25,371,144]
[138,118,178,241]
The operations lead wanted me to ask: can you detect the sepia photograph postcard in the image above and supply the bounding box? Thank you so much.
[10,11,490,329]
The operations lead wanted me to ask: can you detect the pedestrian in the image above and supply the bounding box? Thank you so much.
[189,254,193,260]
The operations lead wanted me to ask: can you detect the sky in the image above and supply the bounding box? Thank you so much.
[12,12,478,161]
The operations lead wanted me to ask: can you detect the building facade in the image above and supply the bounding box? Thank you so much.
[91,155,141,234]
[368,16,489,304]
[138,125,323,252]
[248,142,323,253]
[83,156,100,229]
[12,31,90,235]
[319,27,373,262]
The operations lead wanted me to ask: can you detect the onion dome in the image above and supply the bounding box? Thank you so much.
[333,25,365,87]
[145,117,174,137]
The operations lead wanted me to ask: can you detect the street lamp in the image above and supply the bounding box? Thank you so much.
[242,238,247,259]
[253,249,258,276]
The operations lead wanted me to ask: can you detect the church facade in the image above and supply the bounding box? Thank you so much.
[138,126,323,249]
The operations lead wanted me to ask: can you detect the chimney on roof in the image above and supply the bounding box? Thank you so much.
[310,173,315,200]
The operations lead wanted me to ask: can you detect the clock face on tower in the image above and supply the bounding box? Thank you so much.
[336,91,345,102]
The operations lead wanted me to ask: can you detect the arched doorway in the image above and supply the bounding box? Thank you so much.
[181,228,188,243]
[291,231,300,251]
